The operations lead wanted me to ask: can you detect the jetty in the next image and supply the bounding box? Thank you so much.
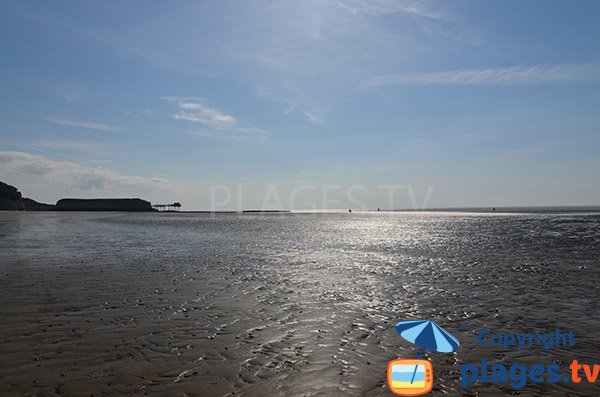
[153,202,182,212]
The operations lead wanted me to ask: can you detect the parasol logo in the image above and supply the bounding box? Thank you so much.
[388,319,460,396]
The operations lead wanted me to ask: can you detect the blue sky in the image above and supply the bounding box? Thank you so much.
[1,0,599,210]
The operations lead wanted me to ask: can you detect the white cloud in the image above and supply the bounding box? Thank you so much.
[163,97,269,141]
[176,102,237,126]
[49,117,120,131]
[361,63,600,87]
[0,151,181,198]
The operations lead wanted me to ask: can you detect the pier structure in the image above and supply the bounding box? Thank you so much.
[152,202,182,211]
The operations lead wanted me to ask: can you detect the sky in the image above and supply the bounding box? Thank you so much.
[1,0,599,210]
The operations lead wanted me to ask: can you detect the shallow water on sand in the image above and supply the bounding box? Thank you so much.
[0,211,599,396]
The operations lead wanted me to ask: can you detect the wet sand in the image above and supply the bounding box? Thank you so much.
[1,212,599,396]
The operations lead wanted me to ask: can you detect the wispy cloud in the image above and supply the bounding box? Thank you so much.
[48,117,120,131]
[0,150,181,195]
[361,62,600,87]
[76,2,463,126]
[175,102,236,127]
[47,83,89,104]
[256,86,322,124]
[121,108,155,117]
[31,138,106,152]
[303,111,322,124]
[283,103,297,116]
[338,0,446,20]
[163,97,269,141]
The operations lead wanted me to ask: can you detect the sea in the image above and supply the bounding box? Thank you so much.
[0,210,599,396]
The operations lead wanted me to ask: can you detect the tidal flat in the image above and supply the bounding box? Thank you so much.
[1,211,599,396]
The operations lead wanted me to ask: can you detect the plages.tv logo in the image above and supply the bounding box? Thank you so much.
[388,319,460,396]
[460,328,600,390]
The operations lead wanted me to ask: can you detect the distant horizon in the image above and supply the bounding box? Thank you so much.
[4,177,600,213]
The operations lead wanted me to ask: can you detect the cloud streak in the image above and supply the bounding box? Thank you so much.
[31,138,106,152]
[49,118,120,131]
[163,97,269,141]
[338,0,446,20]
[303,111,322,124]
[361,63,600,87]
[256,87,322,124]
[47,84,90,104]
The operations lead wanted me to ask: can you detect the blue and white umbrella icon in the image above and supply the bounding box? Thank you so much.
[395,319,460,355]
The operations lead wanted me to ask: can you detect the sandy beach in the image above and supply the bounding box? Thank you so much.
[1,211,599,396]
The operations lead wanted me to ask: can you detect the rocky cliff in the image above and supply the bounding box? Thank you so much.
[53,198,155,212]
[1,181,155,212]
[0,181,53,210]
